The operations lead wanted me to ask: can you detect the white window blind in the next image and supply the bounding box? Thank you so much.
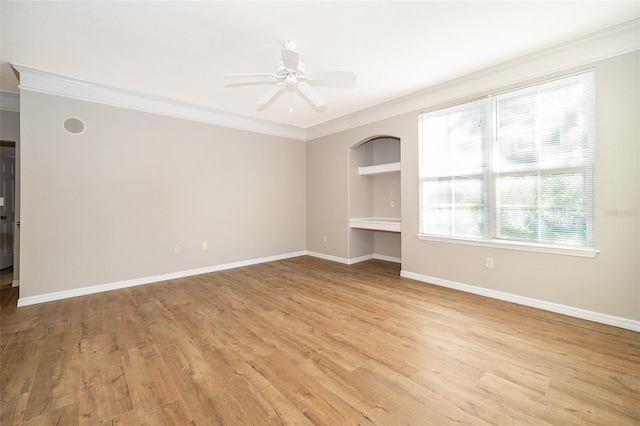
[419,70,596,250]
[419,99,487,238]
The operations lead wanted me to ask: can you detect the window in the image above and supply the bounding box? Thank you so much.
[419,71,596,255]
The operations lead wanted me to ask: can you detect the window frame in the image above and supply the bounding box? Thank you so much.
[417,71,599,258]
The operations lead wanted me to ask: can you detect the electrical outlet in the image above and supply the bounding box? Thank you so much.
[202,242,208,250]
[390,201,395,208]
[486,257,493,269]
[323,235,327,243]
[174,245,181,254]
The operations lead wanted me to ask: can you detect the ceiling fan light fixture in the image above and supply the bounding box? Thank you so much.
[224,40,356,110]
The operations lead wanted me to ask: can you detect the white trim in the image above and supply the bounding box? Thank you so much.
[8,20,639,141]
[306,19,640,141]
[0,91,20,112]
[11,64,306,141]
[16,251,306,307]
[348,254,375,264]
[373,254,401,264]
[350,217,401,233]
[358,162,401,176]
[306,251,401,265]
[416,234,599,258]
[400,270,640,332]
[12,279,19,288]
[305,250,350,265]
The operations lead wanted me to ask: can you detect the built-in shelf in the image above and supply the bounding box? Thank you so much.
[358,162,401,176]
[350,217,401,233]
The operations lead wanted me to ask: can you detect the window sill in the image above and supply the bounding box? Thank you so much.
[416,234,599,258]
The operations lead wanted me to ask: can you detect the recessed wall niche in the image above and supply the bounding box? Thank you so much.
[63,117,86,135]
[348,136,401,264]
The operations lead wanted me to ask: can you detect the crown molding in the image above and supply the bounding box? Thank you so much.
[9,19,640,141]
[0,91,20,112]
[11,64,306,141]
[306,18,640,141]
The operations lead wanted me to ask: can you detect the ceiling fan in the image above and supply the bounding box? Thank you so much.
[224,41,356,110]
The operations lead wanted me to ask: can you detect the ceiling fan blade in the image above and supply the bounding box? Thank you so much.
[224,73,278,80]
[306,71,356,82]
[297,82,325,108]
[281,47,299,72]
[257,83,285,106]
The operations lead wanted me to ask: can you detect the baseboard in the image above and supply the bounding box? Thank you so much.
[400,270,640,332]
[12,279,19,288]
[348,254,375,264]
[16,251,307,307]
[305,251,402,265]
[305,251,350,264]
[373,254,402,264]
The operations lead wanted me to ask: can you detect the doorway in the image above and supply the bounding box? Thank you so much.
[0,141,15,287]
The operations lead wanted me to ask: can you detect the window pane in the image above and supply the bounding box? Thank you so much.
[539,80,593,166]
[495,92,537,168]
[454,206,484,238]
[496,173,588,246]
[496,175,538,241]
[421,101,486,177]
[419,98,487,238]
[422,178,451,205]
[539,173,586,246]
[422,207,451,235]
[494,71,595,172]
[421,177,483,238]
[499,207,538,241]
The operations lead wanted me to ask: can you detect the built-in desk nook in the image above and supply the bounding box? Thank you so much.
[348,136,401,264]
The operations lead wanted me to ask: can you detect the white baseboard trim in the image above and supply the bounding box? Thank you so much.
[348,254,375,264]
[17,251,307,307]
[305,251,402,265]
[373,254,402,264]
[400,270,640,332]
[12,279,19,288]
[305,251,350,265]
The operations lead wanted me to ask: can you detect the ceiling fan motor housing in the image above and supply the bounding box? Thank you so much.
[276,62,305,78]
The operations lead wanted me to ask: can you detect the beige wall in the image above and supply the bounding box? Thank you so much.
[306,52,639,321]
[19,92,306,299]
[306,133,351,258]
[13,52,640,322]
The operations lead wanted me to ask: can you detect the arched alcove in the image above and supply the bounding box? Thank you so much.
[348,135,401,265]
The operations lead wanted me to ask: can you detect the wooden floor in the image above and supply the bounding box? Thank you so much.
[1,257,638,425]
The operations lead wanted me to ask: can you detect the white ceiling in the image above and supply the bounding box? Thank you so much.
[1,1,638,129]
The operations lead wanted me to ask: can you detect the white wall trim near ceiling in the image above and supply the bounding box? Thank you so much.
[0,91,20,112]
[8,19,640,141]
[307,18,640,140]
[11,64,306,141]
